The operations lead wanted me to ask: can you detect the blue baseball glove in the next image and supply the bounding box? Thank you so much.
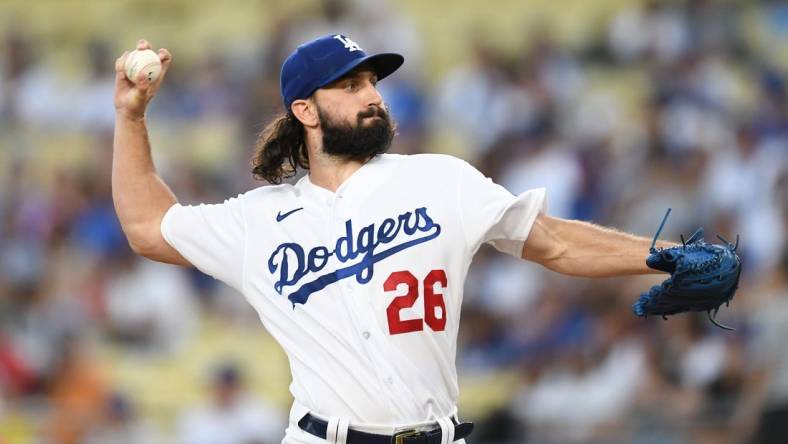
[632,209,742,330]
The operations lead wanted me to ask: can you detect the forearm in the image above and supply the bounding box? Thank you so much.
[523,215,675,277]
[112,115,177,250]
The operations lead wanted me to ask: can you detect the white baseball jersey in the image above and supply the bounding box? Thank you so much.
[160,153,547,441]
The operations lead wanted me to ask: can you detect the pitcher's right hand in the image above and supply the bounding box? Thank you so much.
[114,39,172,120]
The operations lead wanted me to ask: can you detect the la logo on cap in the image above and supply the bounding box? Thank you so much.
[334,35,362,52]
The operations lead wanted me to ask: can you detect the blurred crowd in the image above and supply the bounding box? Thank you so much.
[1,0,787,443]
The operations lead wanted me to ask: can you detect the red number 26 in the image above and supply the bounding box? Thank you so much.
[385,270,447,335]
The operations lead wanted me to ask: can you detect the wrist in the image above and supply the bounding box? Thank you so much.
[115,109,146,123]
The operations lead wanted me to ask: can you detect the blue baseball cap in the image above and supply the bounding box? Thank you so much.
[280,34,404,111]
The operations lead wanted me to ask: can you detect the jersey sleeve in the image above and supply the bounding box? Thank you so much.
[456,160,547,257]
[160,195,247,292]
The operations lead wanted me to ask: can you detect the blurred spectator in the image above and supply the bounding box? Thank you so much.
[510,298,646,443]
[608,0,689,64]
[457,305,517,372]
[432,38,508,157]
[69,162,127,259]
[745,250,788,443]
[463,231,546,325]
[84,392,164,444]
[701,124,786,274]
[675,317,728,391]
[74,39,116,131]
[44,335,108,444]
[497,136,582,220]
[522,31,585,113]
[190,52,241,119]
[0,27,34,125]
[5,245,93,397]
[0,330,37,397]
[176,361,286,444]
[102,248,199,355]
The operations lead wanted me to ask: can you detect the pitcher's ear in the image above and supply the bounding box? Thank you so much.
[291,99,319,128]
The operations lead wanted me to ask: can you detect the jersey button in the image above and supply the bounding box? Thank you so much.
[362,331,371,339]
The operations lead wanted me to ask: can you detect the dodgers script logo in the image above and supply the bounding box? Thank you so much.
[268,207,441,306]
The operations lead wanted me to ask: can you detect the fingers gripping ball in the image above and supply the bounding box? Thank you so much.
[124,49,162,84]
[632,208,742,330]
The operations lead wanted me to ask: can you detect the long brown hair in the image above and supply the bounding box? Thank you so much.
[251,112,309,184]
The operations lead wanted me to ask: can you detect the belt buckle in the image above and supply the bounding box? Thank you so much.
[392,428,423,444]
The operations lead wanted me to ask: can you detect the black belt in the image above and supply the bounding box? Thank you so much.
[298,413,474,444]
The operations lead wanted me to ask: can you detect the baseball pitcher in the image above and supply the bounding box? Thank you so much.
[112,35,741,444]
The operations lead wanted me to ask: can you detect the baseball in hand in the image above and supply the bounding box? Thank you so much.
[124,49,162,84]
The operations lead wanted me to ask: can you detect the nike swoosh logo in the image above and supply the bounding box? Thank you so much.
[276,207,304,222]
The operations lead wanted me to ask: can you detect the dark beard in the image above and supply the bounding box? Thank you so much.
[318,105,395,161]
